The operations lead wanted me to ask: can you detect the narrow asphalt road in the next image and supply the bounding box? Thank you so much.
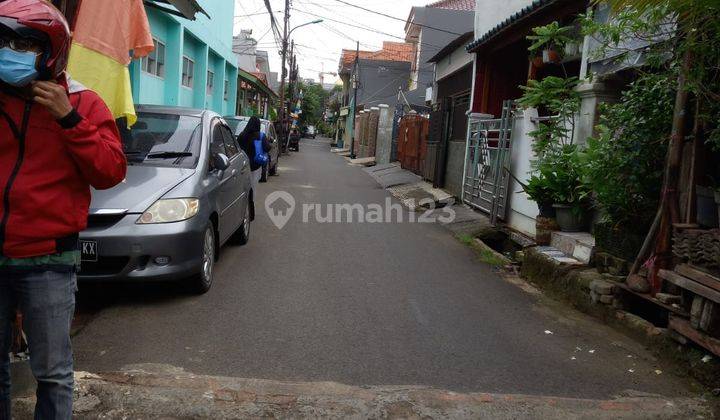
[73,137,698,400]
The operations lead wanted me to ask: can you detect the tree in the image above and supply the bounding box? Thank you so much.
[588,0,720,275]
[287,80,332,126]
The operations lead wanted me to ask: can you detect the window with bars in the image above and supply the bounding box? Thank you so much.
[182,56,194,88]
[224,79,230,101]
[207,71,214,95]
[141,38,165,78]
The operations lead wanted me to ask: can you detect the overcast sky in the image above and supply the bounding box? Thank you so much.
[233,0,430,86]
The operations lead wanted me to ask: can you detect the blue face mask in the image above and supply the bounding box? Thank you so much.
[0,47,39,87]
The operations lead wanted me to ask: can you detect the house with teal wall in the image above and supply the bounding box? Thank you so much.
[128,1,238,115]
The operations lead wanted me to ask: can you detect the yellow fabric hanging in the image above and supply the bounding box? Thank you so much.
[66,0,154,126]
[67,44,137,125]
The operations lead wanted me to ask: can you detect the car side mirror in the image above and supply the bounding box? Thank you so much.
[212,153,230,172]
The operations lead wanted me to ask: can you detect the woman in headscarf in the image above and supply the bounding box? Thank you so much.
[237,116,271,185]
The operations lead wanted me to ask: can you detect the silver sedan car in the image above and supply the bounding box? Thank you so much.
[78,105,254,293]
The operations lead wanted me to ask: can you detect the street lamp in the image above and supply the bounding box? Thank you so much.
[289,19,323,36]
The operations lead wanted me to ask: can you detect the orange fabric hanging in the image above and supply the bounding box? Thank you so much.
[67,0,154,124]
[71,0,154,64]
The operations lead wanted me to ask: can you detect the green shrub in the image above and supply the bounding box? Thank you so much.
[584,72,675,227]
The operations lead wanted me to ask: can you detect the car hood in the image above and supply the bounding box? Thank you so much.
[90,165,196,214]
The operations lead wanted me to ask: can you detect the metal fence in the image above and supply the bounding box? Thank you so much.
[462,100,515,225]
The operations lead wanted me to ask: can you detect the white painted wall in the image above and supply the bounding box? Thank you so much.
[506,107,540,238]
[463,0,544,239]
[435,45,474,82]
[232,31,257,73]
[474,0,536,39]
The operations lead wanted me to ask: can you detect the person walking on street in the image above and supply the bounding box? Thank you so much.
[237,116,271,186]
[0,1,127,418]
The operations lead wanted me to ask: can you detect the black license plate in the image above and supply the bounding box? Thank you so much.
[80,240,98,262]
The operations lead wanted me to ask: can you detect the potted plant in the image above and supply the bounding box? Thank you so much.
[527,21,574,64]
[531,55,545,69]
[541,146,591,232]
[522,173,556,217]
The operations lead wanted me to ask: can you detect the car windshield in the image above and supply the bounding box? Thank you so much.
[225,118,247,135]
[226,118,267,136]
[121,113,202,168]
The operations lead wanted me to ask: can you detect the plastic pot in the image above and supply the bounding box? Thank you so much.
[553,204,587,232]
[542,49,561,64]
[696,186,719,228]
[537,202,556,218]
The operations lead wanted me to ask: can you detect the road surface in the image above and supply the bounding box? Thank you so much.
[73,137,700,402]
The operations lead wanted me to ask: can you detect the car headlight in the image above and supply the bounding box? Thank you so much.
[137,198,199,224]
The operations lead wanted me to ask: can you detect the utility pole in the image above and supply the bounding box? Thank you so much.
[289,40,295,111]
[349,41,359,159]
[284,40,295,152]
[278,0,290,152]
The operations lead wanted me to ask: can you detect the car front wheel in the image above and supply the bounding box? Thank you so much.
[191,224,216,294]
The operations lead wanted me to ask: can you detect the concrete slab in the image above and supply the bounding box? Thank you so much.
[375,171,422,188]
[362,162,400,173]
[331,147,349,153]
[535,246,585,266]
[13,366,710,419]
[365,166,404,178]
[349,157,376,166]
[387,181,455,209]
[551,232,596,265]
[337,151,351,157]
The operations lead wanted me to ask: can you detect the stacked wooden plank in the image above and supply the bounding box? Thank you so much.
[672,228,720,269]
[660,265,720,355]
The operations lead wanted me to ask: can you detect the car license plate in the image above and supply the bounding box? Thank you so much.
[80,240,98,262]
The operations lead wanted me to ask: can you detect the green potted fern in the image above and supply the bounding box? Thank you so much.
[522,173,556,218]
[541,146,591,232]
[527,21,574,64]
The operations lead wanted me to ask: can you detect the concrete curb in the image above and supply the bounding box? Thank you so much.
[520,247,720,391]
[12,365,712,419]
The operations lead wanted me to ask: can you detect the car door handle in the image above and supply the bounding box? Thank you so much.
[231,169,238,177]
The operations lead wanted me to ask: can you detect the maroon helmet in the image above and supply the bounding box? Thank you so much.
[0,0,71,79]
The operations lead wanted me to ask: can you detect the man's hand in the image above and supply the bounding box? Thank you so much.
[31,81,73,120]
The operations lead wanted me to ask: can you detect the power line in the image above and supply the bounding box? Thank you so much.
[260,0,283,45]
[302,0,391,41]
[330,0,463,36]
[359,74,410,104]
[233,27,274,55]
[234,10,283,19]
[291,7,445,50]
[288,6,382,52]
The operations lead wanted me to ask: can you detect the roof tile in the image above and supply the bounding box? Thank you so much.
[338,42,414,73]
[426,0,474,11]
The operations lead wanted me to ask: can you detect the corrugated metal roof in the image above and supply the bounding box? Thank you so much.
[465,0,556,53]
[144,0,209,20]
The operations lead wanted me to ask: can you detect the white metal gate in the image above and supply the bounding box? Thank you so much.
[462,100,514,225]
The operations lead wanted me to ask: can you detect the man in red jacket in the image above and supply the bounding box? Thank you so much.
[0,1,127,418]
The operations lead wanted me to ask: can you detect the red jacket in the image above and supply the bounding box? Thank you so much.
[0,81,127,258]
